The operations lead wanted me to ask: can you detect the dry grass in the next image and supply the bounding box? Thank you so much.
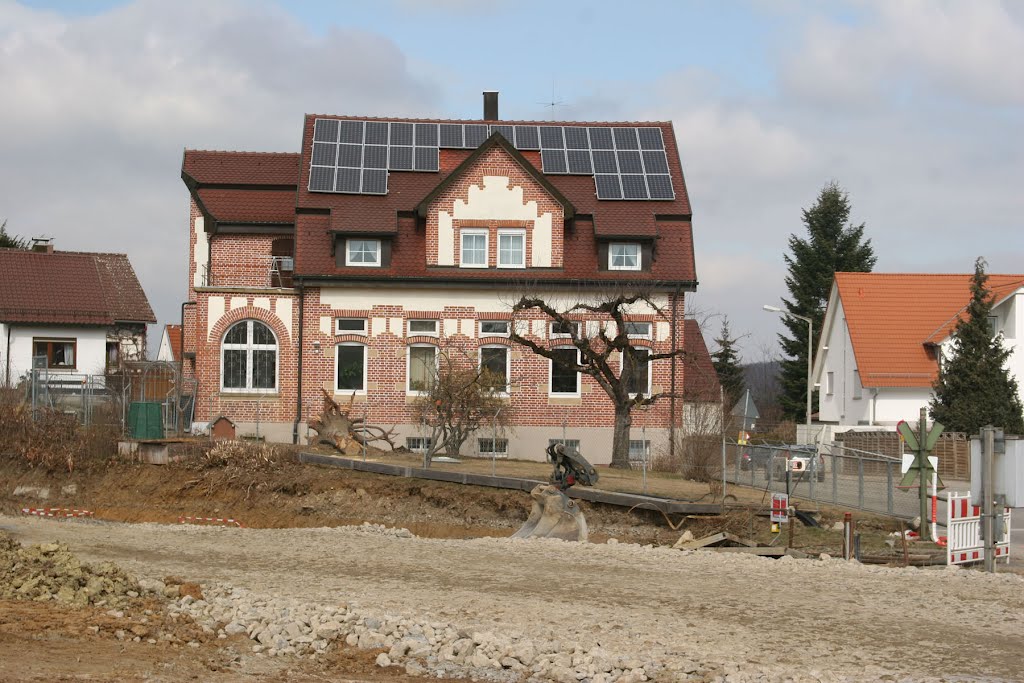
[0,401,121,473]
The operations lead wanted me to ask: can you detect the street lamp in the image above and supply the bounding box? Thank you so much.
[763,305,813,429]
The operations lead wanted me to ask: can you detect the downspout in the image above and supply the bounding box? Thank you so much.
[5,323,12,387]
[179,301,196,434]
[292,281,305,445]
[669,285,680,458]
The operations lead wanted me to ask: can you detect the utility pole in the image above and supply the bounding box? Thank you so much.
[982,425,995,573]
[918,407,929,538]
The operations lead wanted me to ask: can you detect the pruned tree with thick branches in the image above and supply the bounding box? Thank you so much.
[509,289,687,469]
[410,346,511,467]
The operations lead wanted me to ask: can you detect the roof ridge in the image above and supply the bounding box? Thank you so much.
[184,149,300,157]
[838,271,1024,278]
[304,113,672,127]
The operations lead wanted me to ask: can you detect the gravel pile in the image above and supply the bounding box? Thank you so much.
[0,535,140,608]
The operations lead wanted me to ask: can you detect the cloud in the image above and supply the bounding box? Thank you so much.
[0,0,439,344]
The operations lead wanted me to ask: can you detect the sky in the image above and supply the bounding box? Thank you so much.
[1,0,1022,362]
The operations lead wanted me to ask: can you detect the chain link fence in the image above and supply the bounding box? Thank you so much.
[26,360,195,434]
[723,439,927,519]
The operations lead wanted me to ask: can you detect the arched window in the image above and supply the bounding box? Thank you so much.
[222,320,277,391]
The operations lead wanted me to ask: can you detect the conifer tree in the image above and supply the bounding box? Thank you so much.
[711,317,745,410]
[778,182,876,421]
[930,258,1024,435]
[0,221,28,249]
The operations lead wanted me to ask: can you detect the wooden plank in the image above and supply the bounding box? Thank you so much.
[298,452,722,515]
[676,532,728,550]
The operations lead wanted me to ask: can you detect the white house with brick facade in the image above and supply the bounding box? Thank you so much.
[179,95,711,463]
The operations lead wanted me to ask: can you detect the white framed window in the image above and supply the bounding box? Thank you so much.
[460,229,488,268]
[407,437,432,453]
[624,321,652,339]
[549,347,580,396]
[336,318,368,335]
[549,438,580,452]
[550,321,580,339]
[479,320,510,337]
[479,345,510,392]
[407,344,438,394]
[622,347,652,397]
[478,438,508,457]
[497,229,526,268]
[609,242,641,270]
[336,343,367,393]
[346,239,381,267]
[628,439,650,462]
[826,371,835,396]
[408,319,439,337]
[221,320,278,392]
[852,370,862,400]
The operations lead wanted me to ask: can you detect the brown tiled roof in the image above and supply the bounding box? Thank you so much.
[164,324,182,361]
[835,272,1024,388]
[196,188,296,225]
[684,319,722,402]
[182,150,299,186]
[0,249,155,325]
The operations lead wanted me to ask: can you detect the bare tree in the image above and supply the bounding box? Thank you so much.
[410,346,510,467]
[509,289,687,469]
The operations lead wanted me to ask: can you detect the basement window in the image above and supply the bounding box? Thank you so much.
[628,440,651,462]
[478,438,508,457]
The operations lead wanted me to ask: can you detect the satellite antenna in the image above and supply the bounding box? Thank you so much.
[537,81,565,120]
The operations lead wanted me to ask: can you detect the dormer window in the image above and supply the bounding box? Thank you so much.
[460,229,488,268]
[346,239,381,267]
[609,243,641,271]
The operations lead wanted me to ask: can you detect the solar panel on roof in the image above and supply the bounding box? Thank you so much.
[621,174,648,199]
[491,125,514,144]
[514,125,540,149]
[309,166,335,191]
[638,127,664,150]
[642,150,669,174]
[336,167,361,193]
[362,169,388,194]
[365,121,389,145]
[567,150,593,174]
[588,127,614,149]
[311,142,337,166]
[595,174,622,199]
[539,126,565,149]
[415,123,438,147]
[389,146,413,171]
[464,124,488,147]
[338,144,362,168]
[339,120,364,144]
[540,149,568,174]
[314,118,339,143]
[592,150,618,174]
[363,145,387,169]
[414,146,439,172]
[613,127,639,149]
[646,174,674,199]
[564,127,589,150]
[440,124,463,148]
[617,150,643,174]
[389,122,413,146]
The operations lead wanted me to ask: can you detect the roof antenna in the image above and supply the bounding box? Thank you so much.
[537,81,564,120]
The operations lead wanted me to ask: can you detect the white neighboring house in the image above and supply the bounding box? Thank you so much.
[0,244,156,385]
[812,272,1024,430]
[156,324,182,363]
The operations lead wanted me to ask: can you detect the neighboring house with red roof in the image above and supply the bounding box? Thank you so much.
[157,324,182,363]
[180,94,703,461]
[0,242,156,385]
[682,319,723,433]
[812,272,1024,428]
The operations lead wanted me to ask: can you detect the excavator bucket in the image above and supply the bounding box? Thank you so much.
[511,484,588,542]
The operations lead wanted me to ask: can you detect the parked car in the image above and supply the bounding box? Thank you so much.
[740,445,825,483]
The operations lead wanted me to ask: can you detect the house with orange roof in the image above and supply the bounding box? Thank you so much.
[157,324,182,363]
[811,272,1024,429]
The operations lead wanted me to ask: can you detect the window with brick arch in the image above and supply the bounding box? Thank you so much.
[221,320,277,392]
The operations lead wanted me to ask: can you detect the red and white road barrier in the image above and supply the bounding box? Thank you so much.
[947,492,1011,565]
[21,507,94,518]
[178,515,244,528]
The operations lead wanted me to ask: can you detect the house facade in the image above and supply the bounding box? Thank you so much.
[180,96,704,463]
[0,243,155,385]
[812,272,1024,429]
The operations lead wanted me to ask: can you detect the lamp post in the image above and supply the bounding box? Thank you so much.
[763,305,813,430]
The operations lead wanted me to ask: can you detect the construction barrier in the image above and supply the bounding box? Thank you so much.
[21,507,95,518]
[178,516,244,528]
[947,492,1010,565]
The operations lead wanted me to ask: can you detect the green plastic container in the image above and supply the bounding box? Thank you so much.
[128,402,164,440]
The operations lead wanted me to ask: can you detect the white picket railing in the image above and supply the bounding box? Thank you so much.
[946,491,1011,565]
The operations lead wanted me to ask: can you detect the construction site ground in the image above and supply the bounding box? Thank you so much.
[1,448,1021,682]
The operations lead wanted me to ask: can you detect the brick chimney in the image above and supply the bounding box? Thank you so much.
[31,237,54,253]
[483,91,498,121]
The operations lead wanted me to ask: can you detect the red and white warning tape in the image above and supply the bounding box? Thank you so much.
[21,507,94,518]
[178,516,244,528]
